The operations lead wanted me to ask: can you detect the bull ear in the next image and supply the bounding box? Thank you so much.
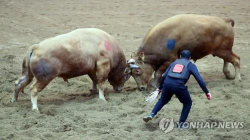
[139,52,145,61]
[124,67,131,74]
[131,52,136,58]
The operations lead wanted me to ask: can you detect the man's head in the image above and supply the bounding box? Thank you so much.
[180,50,191,59]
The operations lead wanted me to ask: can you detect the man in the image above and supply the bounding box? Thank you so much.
[143,50,211,128]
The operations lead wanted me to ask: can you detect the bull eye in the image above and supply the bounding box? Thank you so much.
[132,69,141,75]
[124,75,129,80]
[135,69,141,75]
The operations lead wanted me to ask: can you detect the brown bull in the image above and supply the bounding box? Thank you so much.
[13,28,131,111]
[129,14,241,90]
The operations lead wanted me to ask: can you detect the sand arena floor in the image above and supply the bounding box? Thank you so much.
[0,0,249,139]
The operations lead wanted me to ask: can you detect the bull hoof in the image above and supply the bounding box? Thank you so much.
[225,75,235,80]
[99,96,107,102]
[11,98,17,103]
[234,78,242,82]
[99,98,107,102]
[32,108,40,113]
[90,89,98,95]
[235,75,242,82]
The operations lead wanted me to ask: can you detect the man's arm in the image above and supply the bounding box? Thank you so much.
[189,63,209,94]
[158,63,173,90]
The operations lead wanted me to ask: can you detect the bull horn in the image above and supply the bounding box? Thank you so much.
[141,56,145,61]
[129,64,140,69]
[139,52,145,61]
[131,52,136,58]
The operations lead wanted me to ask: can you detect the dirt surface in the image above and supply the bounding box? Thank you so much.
[0,0,250,139]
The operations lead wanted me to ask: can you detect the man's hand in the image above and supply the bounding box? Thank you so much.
[156,88,162,94]
[146,89,161,103]
[206,93,211,100]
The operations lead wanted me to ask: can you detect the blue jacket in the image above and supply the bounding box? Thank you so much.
[159,58,209,94]
[167,59,191,80]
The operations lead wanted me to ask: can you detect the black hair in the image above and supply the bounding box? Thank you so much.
[180,50,191,59]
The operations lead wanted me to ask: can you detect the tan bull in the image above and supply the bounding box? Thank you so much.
[13,28,131,111]
[129,14,241,90]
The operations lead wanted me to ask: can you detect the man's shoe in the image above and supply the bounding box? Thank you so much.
[143,113,154,122]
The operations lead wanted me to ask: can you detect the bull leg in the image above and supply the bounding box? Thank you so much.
[223,61,233,79]
[30,88,39,111]
[231,53,241,81]
[88,72,98,95]
[151,71,163,89]
[150,62,171,89]
[12,75,33,102]
[98,82,106,101]
[215,51,241,81]
[96,58,110,101]
[29,78,54,112]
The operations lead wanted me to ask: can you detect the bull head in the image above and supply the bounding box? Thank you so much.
[128,52,155,90]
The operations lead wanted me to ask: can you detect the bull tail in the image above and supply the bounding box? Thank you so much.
[223,18,235,27]
[12,44,38,102]
[25,44,38,75]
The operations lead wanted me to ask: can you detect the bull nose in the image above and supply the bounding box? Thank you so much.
[115,87,123,92]
[139,86,147,91]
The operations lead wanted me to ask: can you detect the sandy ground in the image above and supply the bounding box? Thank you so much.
[0,0,250,139]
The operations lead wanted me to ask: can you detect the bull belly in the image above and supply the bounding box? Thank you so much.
[58,70,89,80]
